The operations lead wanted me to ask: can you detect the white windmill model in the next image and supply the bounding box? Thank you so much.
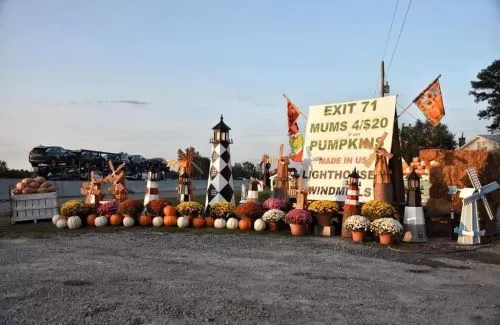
[454,167,499,245]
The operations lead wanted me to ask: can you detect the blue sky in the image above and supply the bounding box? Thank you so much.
[1,0,499,169]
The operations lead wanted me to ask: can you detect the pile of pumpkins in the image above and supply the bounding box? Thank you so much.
[11,176,56,195]
[52,204,268,231]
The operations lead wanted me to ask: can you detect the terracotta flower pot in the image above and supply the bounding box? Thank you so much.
[289,224,307,236]
[315,213,332,226]
[268,222,279,232]
[379,233,393,245]
[351,231,365,242]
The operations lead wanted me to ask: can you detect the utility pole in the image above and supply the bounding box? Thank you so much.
[380,60,385,97]
[380,60,406,216]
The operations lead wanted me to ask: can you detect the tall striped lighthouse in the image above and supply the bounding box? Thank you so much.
[342,167,361,238]
[144,166,159,207]
[205,115,235,210]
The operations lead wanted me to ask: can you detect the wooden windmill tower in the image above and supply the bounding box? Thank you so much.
[104,161,128,202]
[295,177,308,210]
[274,144,290,201]
[168,147,203,203]
[455,167,499,245]
[364,131,393,204]
[80,171,104,207]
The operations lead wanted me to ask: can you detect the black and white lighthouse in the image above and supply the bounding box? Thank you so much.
[205,115,235,210]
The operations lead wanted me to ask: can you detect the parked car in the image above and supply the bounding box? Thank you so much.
[29,146,76,167]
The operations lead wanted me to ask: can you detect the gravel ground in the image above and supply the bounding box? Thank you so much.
[0,229,499,325]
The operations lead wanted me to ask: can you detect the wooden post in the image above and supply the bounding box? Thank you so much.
[380,60,405,216]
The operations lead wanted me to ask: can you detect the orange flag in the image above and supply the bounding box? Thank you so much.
[285,95,304,162]
[413,78,445,127]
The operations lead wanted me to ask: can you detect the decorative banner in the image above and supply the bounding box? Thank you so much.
[413,79,445,127]
[285,96,304,162]
[301,96,397,202]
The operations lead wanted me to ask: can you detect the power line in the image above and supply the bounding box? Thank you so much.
[385,0,413,78]
[373,0,400,96]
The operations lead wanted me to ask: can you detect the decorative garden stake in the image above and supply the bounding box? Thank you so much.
[364,131,393,204]
[455,167,499,245]
[205,115,235,210]
[104,161,128,202]
[402,169,428,243]
[341,168,361,238]
[273,144,290,202]
[295,178,308,210]
[80,171,103,207]
[143,166,159,207]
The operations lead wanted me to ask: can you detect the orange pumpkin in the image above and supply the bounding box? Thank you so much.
[163,215,178,227]
[139,214,152,226]
[192,217,205,228]
[205,216,215,228]
[86,214,97,227]
[110,214,123,226]
[163,205,177,216]
[239,218,252,230]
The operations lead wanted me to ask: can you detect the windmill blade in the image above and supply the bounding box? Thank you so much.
[482,182,500,194]
[177,149,187,161]
[166,160,177,168]
[191,161,203,175]
[481,198,495,221]
[374,132,388,149]
[364,152,376,168]
[108,160,115,172]
[467,167,482,190]
[115,162,126,173]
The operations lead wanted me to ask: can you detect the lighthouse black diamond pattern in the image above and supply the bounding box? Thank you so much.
[220,165,232,181]
[220,151,231,164]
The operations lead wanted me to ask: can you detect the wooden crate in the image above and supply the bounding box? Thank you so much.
[10,192,58,224]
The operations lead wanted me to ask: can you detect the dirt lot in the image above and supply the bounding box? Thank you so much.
[0,223,499,325]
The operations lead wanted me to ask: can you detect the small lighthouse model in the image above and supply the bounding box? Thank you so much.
[205,115,235,210]
[403,169,428,243]
[342,168,361,238]
[144,166,159,206]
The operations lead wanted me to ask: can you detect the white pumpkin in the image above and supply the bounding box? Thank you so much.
[226,217,239,230]
[94,215,108,227]
[56,219,67,229]
[214,218,226,229]
[153,216,164,227]
[253,218,266,231]
[52,214,62,225]
[123,216,135,227]
[177,216,189,228]
[67,216,82,229]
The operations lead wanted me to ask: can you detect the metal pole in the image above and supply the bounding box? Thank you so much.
[380,60,385,97]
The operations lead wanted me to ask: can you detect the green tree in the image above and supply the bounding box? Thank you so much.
[400,119,457,162]
[232,163,244,179]
[470,59,500,133]
[241,161,259,178]
[0,160,7,172]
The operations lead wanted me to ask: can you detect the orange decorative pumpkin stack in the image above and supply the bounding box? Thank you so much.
[163,205,177,227]
[139,214,152,226]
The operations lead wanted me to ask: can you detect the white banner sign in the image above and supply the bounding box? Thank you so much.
[302,96,396,202]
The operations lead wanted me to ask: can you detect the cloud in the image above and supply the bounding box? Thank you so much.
[111,100,150,105]
[62,100,151,106]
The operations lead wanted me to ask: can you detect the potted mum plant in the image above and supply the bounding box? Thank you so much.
[344,215,371,242]
[177,201,203,217]
[370,218,404,245]
[262,198,286,211]
[61,200,92,218]
[262,208,285,231]
[146,199,168,217]
[361,200,396,221]
[97,201,119,216]
[235,202,264,230]
[285,209,313,236]
[210,202,235,219]
[307,200,338,226]
[118,199,143,218]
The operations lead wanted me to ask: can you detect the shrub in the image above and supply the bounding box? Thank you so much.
[361,200,396,221]
[285,209,312,225]
[262,198,286,210]
[97,201,119,215]
[177,201,204,216]
[344,215,371,232]
[235,201,264,220]
[262,209,285,223]
[61,200,91,217]
[146,199,168,216]
[210,202,235,218]
[370,218,403,236]
[307,200,338,214]
[118,199,143,217]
